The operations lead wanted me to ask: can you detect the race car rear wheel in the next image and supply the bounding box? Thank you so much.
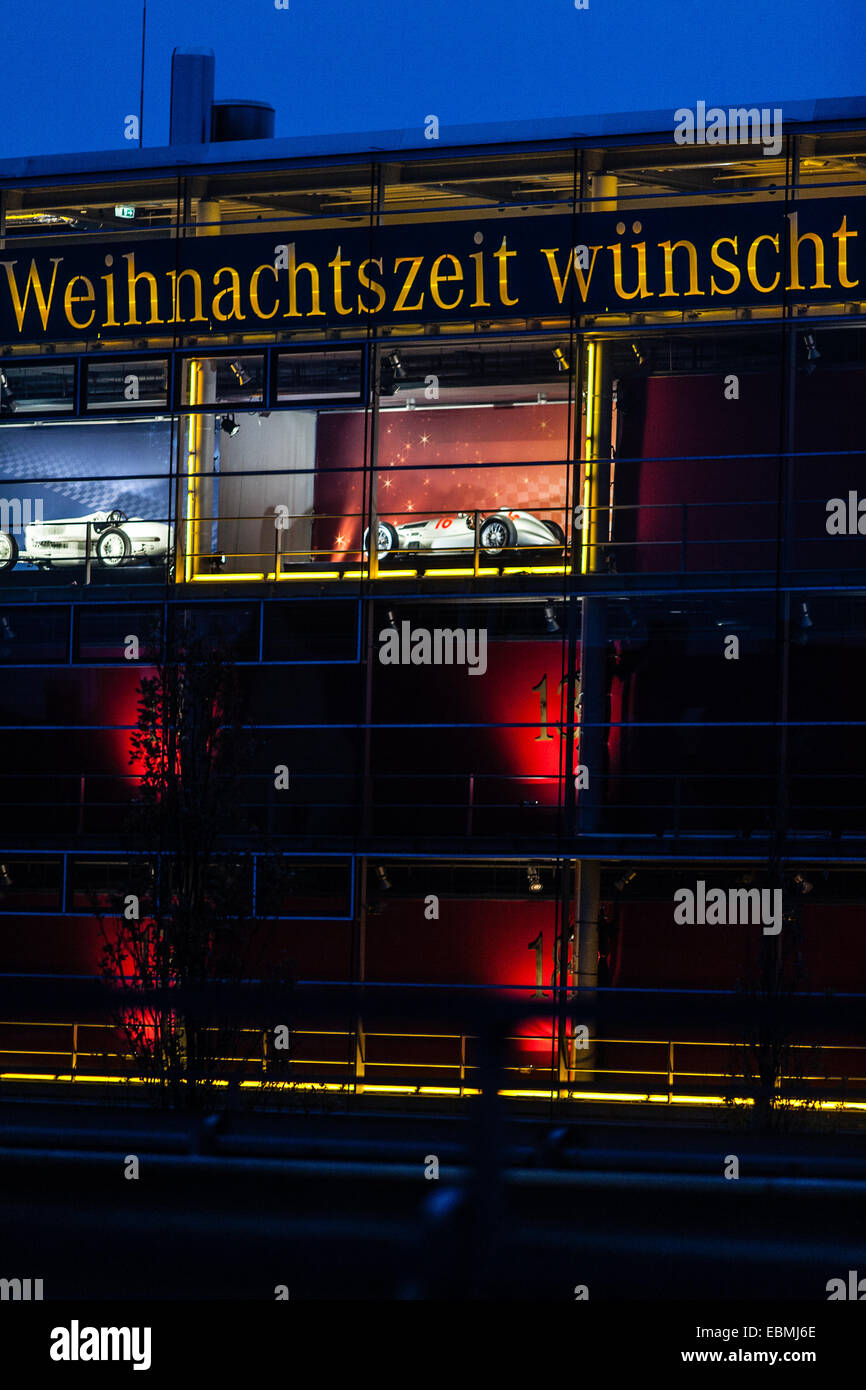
[0,532,18,572]
[95,526,132,568]
[542,520,566,545]
[479,515,517,555]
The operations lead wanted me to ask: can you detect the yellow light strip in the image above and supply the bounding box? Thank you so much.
[581,339,596,575]
[272,571,344,581]
[192,571,344,582]
[192,572,272,582]
[502,564,569,576]
[187,564,573,584]
[183,360,200,584]
[4,1072,866,1110]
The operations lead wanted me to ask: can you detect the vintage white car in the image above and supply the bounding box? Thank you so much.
[363,509,565,558]
[0,509,174,571]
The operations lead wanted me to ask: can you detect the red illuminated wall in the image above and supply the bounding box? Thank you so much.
[613,901,866,993]
[370,638,582,830]
[616,367,866,572]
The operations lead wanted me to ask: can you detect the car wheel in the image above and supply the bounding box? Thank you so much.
[95,526,132,568]
[0,533,18,572]
[363,521,399,556]
[542,520,566,545]
[479,515,517,555]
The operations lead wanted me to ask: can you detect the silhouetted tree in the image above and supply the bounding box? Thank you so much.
[725,883,823,1130]
[99,617,283,1109]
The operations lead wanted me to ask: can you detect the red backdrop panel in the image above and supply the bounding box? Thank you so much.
[616,367,866,572]
[313,401,572,557]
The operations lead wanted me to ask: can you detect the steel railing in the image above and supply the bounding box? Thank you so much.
[2,1019,865,1107]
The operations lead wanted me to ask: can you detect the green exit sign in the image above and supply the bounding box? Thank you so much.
[114,205,135,219]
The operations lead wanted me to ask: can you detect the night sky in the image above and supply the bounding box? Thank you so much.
[0,0,863,159]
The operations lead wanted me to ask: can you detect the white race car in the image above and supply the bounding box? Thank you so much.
[363,509,566,558]
[0,509,174,571]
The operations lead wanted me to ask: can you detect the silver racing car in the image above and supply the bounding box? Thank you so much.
[363,509,565,558]
[0,508,174,571]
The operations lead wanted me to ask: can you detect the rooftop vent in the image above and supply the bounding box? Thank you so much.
[211,100,275,143]
[169,49,275,145]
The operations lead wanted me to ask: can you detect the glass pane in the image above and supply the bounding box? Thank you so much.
[0,418,173,584]
[85,358,169,410]
[370,336,575,572]
[180,354,264,406]
[0,361,75,414]
[275,348,362,402]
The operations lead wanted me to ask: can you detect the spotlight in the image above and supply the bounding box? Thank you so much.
[630,344,645,367]
[0,370,17,414]
[543,603,560,634]
[375,865,392,891]
[208,552,226,573]
[380,352,407,395]
[614,870,636,893]
[220,415,240,437]
[553,346,570,373]
[527,865,543,893]
[793,872,814,895]
[804,333,820,363]
[0,863,11,894]
[229,360,251,386]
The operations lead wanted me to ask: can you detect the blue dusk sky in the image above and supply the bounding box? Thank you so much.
[0,0,863,159]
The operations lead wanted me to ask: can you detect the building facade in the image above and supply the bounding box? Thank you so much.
[1,89,865,1106]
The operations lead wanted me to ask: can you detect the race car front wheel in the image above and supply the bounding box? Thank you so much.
[479,515,517,555]
[95,526,132,568]
[0,532,18,572]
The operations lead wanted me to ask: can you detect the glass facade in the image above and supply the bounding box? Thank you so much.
[1,127,865,1109]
